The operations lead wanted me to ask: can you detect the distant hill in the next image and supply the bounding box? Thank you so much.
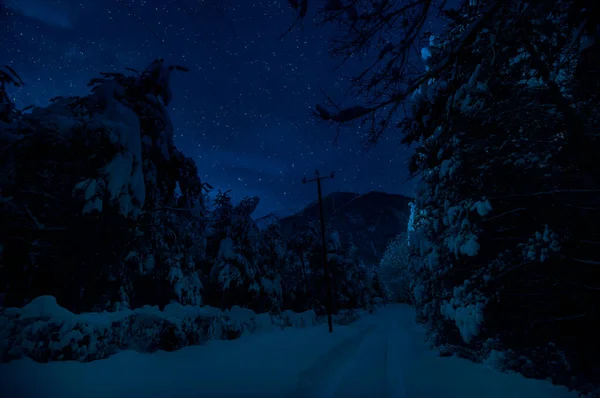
[279,191,413,266]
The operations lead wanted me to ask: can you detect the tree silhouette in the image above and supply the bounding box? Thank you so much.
[288,0,600,392]
[0,65,24,123]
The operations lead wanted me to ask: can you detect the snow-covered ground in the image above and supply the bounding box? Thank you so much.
[0,304,577,398]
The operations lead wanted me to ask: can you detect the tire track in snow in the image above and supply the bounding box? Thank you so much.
[287,305,577,398]
[385,310,415,398]
[289,311,405,398]
[330,318,391,398]
[287,322,378,398]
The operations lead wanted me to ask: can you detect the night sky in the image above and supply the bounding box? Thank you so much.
[1,0,420,217]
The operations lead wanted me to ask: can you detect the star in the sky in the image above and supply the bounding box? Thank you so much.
[1,0,417,217]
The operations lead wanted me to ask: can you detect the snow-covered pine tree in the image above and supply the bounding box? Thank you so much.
[211,189,234,239]
[255,222,286,312]
[282,220,378,313]
[207,195,286,311]
[283,223,318,311]
[328,232,374,311]
[378,233,412,303]
[296,0,600,391]
[0,60,208,312]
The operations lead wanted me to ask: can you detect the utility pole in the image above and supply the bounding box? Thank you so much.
[302,169,335,333]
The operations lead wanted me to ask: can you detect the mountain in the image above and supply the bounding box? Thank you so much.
[254,211,282,230]
[279,191,413,266]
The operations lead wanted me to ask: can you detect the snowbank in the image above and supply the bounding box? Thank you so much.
[0,296,312,363]
[280,309,317,328]
[0,296,363,364]
[0,304,578,398]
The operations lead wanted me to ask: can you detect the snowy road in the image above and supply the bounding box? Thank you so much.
[0,305,577,398]
[289,305,576,398]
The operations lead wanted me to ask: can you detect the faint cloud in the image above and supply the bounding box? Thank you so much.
[5,0,73,28]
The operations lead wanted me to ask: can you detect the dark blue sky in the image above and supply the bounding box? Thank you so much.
[1,0,420,217]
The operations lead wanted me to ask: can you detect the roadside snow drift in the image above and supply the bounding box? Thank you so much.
[0,304,578,398]
[0,296,319,363]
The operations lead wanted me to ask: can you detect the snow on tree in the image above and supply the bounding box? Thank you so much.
[0,56,390,333]
[283,223,318,311]
[377,233,413,303]
[254,213,287,304]
[291,0,600,392]
[327,229,378,311]
[281,220,379,313]
[0,59,208,313]
[211,189,234,238]
[205,194,287,312]
[71,93,145,218]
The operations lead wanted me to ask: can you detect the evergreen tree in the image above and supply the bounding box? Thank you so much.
[378,233,412,303]
[292,0,600,391]
[0,60,209,312]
